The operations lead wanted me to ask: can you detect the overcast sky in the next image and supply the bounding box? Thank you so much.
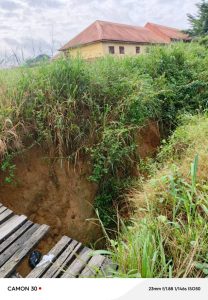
[0,0,198,62]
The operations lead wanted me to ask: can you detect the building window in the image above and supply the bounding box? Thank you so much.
[119,46,125,54]
[109,46,115,54]
[136,46,141,54]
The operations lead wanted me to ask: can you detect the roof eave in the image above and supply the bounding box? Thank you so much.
[59,39,167,51]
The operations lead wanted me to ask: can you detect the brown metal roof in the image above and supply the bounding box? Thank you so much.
[145,22,190,42]
[59,20,169,51]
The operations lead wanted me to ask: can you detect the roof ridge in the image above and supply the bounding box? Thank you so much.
[147,22,182,31]
[95,20,103,40]
[96,19,144,30]
[59,20,189,51]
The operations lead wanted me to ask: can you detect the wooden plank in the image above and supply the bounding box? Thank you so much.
[50,241,82,278]
[0,224,40,267]
[43,239,81,278]
[0,203,3,208]
[79,254,106,278]
[0,206,7,214]
[99,258,117,277]
[0,215,17,228]
[27,235,71,278]
[0,224,49,278]
[0,215,27,243]
[0,221,33,254]
[61,247,92,278]
[0,209,13,225]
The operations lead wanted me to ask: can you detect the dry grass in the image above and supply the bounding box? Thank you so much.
[110,115,208,278]
[0,119,23,157]
[133,115,208,212]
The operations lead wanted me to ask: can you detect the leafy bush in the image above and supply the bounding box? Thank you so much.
[1,43,208,225]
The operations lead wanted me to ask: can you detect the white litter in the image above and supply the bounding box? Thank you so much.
[36,254,55,267]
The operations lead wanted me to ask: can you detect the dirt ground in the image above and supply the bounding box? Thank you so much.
[0,120,160,276]
[136,120,161,159]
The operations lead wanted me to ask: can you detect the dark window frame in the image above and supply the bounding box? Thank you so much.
[109,46,115,54]
[136,46,141,54]
[119,46,125,54]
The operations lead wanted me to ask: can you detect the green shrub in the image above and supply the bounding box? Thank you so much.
[1,42,208,226]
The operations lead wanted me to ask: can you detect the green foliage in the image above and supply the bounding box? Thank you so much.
[158,114,208,162]
[1,43,208,226]
[0,154,16,184]
[110,155,208,277]
[188,1,208,36]
[88,126,135,183]
[199,35,208,47]
[1,43,208,277]
[94,177,134,227]
[24,54,50,67]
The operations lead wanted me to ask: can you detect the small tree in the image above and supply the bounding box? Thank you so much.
[188,0,208,36]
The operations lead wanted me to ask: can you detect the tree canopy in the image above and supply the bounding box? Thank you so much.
[188,1,208,36]
[25,54,50,67]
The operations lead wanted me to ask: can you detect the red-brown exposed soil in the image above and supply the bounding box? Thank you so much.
[0,146,102,243]
[0,120,160,246]
[0,120,161,276]
[136,120,161,158]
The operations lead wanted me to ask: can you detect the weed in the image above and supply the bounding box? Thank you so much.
[110,115,208,278]
[110,154,208,277]
[1,43,208,226]
[0,154,16,184]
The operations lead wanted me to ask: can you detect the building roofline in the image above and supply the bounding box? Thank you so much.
[59,20,189,51]
[145,22,184,31]
[59,20,152,51]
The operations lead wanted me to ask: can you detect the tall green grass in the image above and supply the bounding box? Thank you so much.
[1,42,208,225]
[109,115,208,278]
[109,156,208,277]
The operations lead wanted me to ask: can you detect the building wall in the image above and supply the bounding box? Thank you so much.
[102,42,148,56]
[66,41,150,60]
[68,42,105,59]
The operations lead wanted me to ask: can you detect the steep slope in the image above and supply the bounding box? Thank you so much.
[110,115,208,278]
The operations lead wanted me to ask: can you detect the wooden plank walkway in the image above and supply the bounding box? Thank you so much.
[0,203,115,278]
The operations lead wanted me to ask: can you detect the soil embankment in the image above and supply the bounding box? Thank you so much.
[0,121,160,244]
[0,121,160,276]
[0,147,102,246]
